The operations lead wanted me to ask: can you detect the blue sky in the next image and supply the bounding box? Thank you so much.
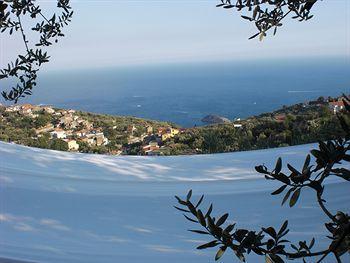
[1,0,349,70]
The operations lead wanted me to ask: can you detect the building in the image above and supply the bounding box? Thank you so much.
[74,129,89,137]
[95,133,108,146]
[58,115,79,129]
[84,132,109,146]
[20,104,33,115]
[65,139,79,151]
[42,106,55,114]
[329,100,345,114]
[169,128,179,137]
[142,141,160,155]
[50,129,67,139]
[161,133,172,141]
[59,115,74,127]
[274,114,286,123]
[159,127,180,141]
[146,125,153,134]
[5,105,21,112]
[54,109,66,116]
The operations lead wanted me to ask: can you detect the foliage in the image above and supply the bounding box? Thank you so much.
[167,102,344,155]
[0,0,73,102]
[216,0,317,40]
[34,112,52,128]
[174,96,350,262]
[50,137,68,151]
[0,97,346,156]
[0,106,172,154]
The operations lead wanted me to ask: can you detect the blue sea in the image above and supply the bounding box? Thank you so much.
[11,57,350,127]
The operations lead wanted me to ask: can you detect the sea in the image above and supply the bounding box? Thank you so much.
[6,57,350,127]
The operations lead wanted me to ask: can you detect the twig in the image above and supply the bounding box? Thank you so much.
[335,253,342,263]
[17,14,29,54]
[39,11,50,24]
[316,251,330,263]
[317,192,336,222]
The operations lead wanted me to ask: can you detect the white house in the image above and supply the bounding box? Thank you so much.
[5,105,21,112]
[84,132,108,146]
[50,129,67,139]
[42,106,55,114]
[64,139,79,151]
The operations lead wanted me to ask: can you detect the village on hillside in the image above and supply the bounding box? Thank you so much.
[1,104,185,155]
[0,95,347,156]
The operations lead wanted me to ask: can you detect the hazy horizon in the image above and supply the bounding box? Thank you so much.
[1,1,349,71]
[4,57,347,127]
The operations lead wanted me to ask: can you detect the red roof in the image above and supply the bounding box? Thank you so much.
[329,101,344,107]
[21,104,33,110]
[274,114,286,121]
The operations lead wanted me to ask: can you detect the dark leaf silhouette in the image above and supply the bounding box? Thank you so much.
[289,189,301,207]
[0,0,73,102]
[175,97,350,262]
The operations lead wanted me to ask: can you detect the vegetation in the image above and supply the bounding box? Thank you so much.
[174,96,350,262]
[76,110,174,154]
[0,96,346,156]
[0,0,73,102]
[0,105,172,154]
[164,99,344,155]
[217,0,317,40]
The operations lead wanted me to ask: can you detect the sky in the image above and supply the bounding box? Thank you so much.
[1,0,350,70]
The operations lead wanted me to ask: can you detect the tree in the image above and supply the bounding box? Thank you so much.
[175,96,350,262]
[216,0,318,40]
[34,113,51,128]
[0,0,73,102]
[50,138,68,151]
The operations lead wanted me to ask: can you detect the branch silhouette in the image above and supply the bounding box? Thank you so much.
[0,0,73,102]
[175,96,350,262]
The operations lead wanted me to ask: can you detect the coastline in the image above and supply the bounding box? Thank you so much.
[0,95,347,156]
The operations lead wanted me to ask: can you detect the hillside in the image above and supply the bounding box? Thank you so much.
[0,104,173,155]
[0,95,347,155]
